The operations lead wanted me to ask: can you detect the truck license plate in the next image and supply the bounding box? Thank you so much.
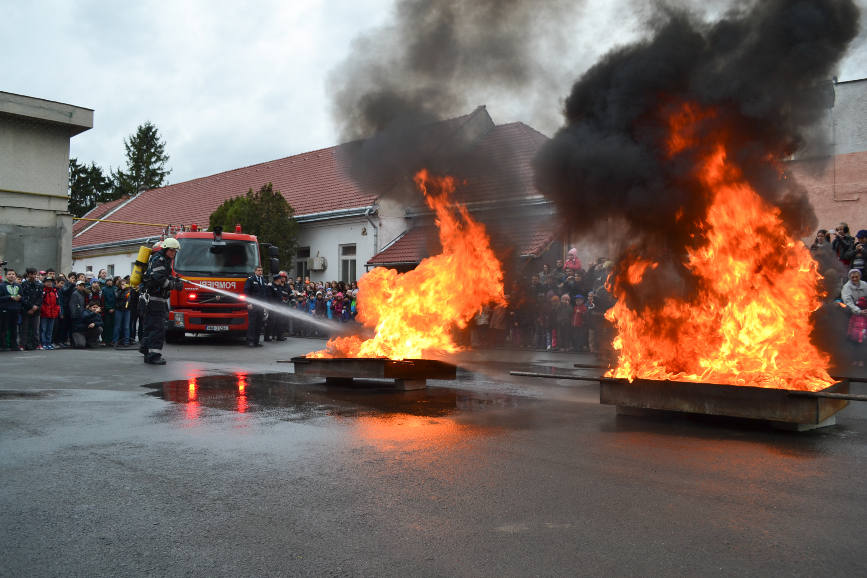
[206,325,230,331]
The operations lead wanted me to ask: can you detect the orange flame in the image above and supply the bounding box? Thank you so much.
[310,169,505,359]
[606,103,833,392]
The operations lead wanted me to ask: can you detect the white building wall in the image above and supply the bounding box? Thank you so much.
[71,249,139,278]
[0,118,71,196]
[376,197,410,254]
[294,217,376,283]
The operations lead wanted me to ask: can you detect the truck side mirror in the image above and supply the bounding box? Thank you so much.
[268,245,280,258]
[269,258,280,273]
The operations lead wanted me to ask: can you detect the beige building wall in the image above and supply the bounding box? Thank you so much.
[0,92,92,273]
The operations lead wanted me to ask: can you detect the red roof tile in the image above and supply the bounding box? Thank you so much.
[366,227,440,266]
[449,122,548,205]
[72,196,130,235]
[73,144,378,248]
[73,111,549,251]
[367,214,557,267]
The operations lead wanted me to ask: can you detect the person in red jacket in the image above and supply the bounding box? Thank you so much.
[40,277,61,350]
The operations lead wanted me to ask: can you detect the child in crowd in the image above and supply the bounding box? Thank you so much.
[87,280,102,308]
[347,290,357,322]
[39,276,60,350]
[73,301,104,349]
[102,276,116,345]
[114,278,132,347]
[333,292,344,322]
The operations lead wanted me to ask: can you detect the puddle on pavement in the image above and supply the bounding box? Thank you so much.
[144,372,533,428]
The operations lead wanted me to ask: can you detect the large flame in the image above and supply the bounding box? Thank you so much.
[606,103,833,392]
[310,169,505,360]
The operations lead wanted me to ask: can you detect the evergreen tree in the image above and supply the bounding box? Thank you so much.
[209,182,299,272]
[68,158,113,217]
[113,121,171,196]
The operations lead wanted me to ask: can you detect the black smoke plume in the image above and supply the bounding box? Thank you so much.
[329,0,573,193]
[534,0,860,298]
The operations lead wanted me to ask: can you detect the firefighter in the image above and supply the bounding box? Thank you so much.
[139,238,183,365]
[244,265,268,347]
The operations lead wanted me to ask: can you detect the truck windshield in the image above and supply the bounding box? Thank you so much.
[174,238,259,276]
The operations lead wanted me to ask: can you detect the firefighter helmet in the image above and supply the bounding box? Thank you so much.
[162,238,180,250]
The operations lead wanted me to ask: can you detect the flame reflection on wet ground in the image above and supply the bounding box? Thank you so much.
[145,372,529,449]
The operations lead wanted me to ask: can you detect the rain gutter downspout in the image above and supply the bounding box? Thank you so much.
[365,204,379,271]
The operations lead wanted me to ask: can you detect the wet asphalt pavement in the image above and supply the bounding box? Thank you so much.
[2,337,866,576]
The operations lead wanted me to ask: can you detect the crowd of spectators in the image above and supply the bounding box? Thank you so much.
[0,265,363,350]
[252,255,619,356]
[257,272,360,341]
[3,222,865,363]
[811,223,867,367]
[467,249,617,357]
[0,267,137,351]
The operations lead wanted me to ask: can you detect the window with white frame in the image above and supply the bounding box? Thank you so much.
[340,244,356,284]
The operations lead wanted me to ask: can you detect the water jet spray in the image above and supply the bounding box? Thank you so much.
[179,278,342,334]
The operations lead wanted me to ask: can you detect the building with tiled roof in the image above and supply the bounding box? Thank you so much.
[367,120,560,270]
[71,106,560,281]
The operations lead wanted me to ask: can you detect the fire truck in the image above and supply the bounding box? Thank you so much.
[153,225,279,341]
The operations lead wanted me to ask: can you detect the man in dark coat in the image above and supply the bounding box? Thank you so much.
[0,268,23,351]
[68,281,89,348]
[244,265,268,347]
[140,238,183,365]
[832,222,856,268]
[20,267,43,350]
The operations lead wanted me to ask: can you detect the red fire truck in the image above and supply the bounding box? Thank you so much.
[158,225,279,341]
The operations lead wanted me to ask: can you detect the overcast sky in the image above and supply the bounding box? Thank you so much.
[3,0,866,185]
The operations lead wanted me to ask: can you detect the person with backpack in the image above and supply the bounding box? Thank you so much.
[140,238,183,364]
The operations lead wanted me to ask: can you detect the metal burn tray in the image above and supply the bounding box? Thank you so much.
[290,357,457,390]
[599,377,850,430]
